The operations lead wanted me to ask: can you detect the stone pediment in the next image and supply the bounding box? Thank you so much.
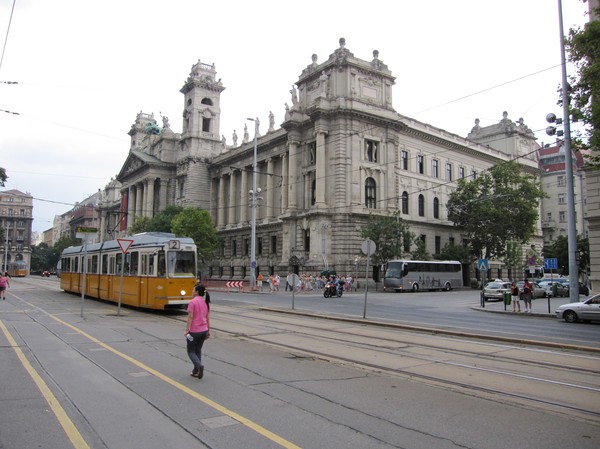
[117,151,168,181]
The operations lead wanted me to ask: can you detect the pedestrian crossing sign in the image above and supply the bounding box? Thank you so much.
[478,258,489,271]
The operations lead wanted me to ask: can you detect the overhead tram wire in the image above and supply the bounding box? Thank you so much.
[0,0,16,73]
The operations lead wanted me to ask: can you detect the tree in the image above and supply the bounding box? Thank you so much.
[411,238,430,261]
[171,208,219,262]
[31,243,60,271]
[504,240,524,279]
[0,167,6,186]
[128,216,151,235]
[148,205,184,232]
[360,211,414,274]
[542,235,589,276]
[565,6,600,159]
[446,160,546,260]
[436,243,471,264]
[53,234,80,257]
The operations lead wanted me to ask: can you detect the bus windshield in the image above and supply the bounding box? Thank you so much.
[166,251,196,277]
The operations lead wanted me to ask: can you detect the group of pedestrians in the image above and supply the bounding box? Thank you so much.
[510,279,533,313]
[281,273,355,293]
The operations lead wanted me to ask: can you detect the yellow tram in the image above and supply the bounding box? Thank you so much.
[7,260,29,277]
[60,233,197,310]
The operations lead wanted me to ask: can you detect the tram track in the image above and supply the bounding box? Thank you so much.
[199,303,600,424]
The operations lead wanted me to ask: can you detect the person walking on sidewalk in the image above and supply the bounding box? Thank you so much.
[0,271,9,300]
[185,283,210,379]
[511,281,521,312]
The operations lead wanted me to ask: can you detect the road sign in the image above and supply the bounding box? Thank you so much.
[544,258,558,270]
[477,258,489,271]
[75,226,98,233]
[361,239,376,256]
[225,281,244,288]
[117,238,134,254]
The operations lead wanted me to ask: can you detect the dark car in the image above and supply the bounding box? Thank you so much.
[560,280,590,296]
[41,271,51,277]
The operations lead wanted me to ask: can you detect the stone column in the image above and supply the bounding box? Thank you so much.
[136,182,143,218]
[158,179,168,211]
[217,176,225,227]
[228,170,237,225]
[266,158,274,218]
[240,169,248,223]
[281,154,288,210]
[146,178,155,218]
[288,141,298,209]
[127,186,136,229]
[315,131,326,207]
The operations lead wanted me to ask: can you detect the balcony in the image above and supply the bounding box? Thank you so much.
[541,220,557,229]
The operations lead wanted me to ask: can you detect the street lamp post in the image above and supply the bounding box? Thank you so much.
[545,0,579,302]
[247,117,259,291]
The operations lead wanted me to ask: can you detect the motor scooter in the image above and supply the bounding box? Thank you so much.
[323,281,343,298]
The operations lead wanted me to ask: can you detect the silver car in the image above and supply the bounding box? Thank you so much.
[555,294,600,323]
[483,281,511,301]
[516,281,547,299]
[537,280,569,298]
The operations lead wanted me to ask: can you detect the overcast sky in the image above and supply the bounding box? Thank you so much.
[0,0,590,234]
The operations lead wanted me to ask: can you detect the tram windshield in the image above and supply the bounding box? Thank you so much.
[166,250,196,277]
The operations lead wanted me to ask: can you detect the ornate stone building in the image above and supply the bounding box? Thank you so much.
[110,38,542,282]
[0,189,33,270]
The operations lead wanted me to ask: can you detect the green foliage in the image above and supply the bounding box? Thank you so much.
[411,238,430,261]
[31,243,60,271]
[504,240,524,276]
[171,208,219,262]
[565,9,600,158]
[359,211,414,270]
[447,160,546,260]
[128,206,185,235]
[53,234,80,256]
[0,167,6,187]
[435,243,470,264]
[542,235,589,275]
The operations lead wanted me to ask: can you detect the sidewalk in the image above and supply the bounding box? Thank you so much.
[474,295,582,317]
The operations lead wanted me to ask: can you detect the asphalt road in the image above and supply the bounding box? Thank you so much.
[1,277,599,449]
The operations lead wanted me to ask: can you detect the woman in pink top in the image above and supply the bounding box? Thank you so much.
[185,283,210,379]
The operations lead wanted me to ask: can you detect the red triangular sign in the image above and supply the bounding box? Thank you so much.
[117,238,134,254]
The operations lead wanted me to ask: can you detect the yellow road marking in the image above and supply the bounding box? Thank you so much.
[8,293,302,449]
[0,320,91,449]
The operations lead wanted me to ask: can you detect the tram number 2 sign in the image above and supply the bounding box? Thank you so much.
[168,240,181,250]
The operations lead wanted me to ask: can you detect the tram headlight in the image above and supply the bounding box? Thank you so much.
[180,290,186,297]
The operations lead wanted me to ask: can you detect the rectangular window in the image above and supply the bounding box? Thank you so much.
[417,155,424,174]
[401,150,408,170]
[557,175,565,186]
[258,237,263,255]
[435,236,441,255]
[432,159,439,178]
[271,235,277,254]
[558,194,566,204]
[471,170,477,179]
[459,166,465,180]
[304,229,310,251]
[232,239,237,256]
[449,237,455,246]
[559,211,566,222]
[446,163,453,181]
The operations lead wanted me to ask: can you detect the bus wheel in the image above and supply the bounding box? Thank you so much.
[412,284,419,292]
[444,282,452,291]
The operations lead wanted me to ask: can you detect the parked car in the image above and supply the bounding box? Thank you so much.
[515,281,546,299]
[555,294,600,323]
[537,280,569,297]
[559,280,590,296]
[483,281,511,301]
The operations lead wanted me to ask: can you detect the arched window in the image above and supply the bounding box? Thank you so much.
[433,197,439,219]
[401,191,409,215]
[365,177,376,209]
[418,194,425,217]
[201,98,213,106]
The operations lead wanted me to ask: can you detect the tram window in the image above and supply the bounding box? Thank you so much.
[141,253,152,276]
[102,254,108,274]
[109,256,115,275]
[130,252,139,275]
[157,250,166,277]
[167,251,196,277]
[116,253,123,275]
[74,257,79,273]
[90,255,98,274]
[148,253,155,276]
